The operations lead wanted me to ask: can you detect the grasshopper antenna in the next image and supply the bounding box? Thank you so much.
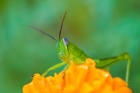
[59,12,67,39]
[29,25,57,41]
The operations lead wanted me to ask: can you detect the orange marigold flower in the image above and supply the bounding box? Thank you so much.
[23,58,132,93]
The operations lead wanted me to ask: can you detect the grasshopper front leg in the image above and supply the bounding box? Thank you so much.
[42,62,67,76]
[94,53,131,83]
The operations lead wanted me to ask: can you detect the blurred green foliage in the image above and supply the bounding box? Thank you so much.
[0,0,140,93]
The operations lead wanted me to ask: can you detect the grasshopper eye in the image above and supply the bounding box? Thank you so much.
[63,38,68,45]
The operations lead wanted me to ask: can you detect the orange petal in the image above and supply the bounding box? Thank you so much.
[22,58,132,93]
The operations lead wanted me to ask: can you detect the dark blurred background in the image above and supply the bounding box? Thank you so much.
[0,0,140,93]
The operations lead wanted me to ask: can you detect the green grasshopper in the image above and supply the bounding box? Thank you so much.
[29,12,131,83]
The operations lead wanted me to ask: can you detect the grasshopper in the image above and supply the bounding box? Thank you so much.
[29,12,131,83]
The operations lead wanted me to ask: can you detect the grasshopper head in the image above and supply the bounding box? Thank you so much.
[56,38,70,62]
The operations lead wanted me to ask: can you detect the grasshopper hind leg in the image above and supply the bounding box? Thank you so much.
[94,53,131,83]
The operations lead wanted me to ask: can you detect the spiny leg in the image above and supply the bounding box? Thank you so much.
[42,62,67,76]
[94,53,131,83]
[61,63,71,79]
